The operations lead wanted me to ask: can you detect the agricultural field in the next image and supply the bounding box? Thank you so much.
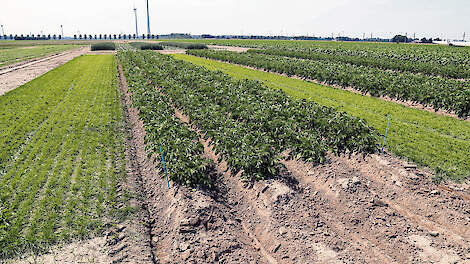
[0,40,469,263]
[0,44,81,68]
[0,55,132,260]
[181,38,470,78]
[176,53,470,182]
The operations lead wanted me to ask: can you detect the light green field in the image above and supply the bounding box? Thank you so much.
[0,55,128,259]
[173,54,470,183]
[0,45,80,67]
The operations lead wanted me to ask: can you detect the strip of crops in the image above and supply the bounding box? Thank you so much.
[118,50,377,182]
[248,48,470,79]
[90,42,115,51]
[0,55,126,258]
[0,45,81,67]
[174,54,470,182]
[129,42,163,50]
[188,50,470,117]
[119,53,214,186]
[161,42,208,49]
[181,39,470,73]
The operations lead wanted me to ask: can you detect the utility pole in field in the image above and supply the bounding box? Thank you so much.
[146,0,151,35]
[1,25,4,36]
[60,25,64,38]
[463,32,466,41]
[133,6,139,36]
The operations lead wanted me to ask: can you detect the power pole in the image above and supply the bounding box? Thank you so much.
[60,25,64,38]
[146,0,151,36]
[134,7,139,36]
[464,32,466,41]
[0,25,4,36]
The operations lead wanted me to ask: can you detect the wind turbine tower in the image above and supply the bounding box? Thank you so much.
[133,6,139,36]
[146,0,151,36]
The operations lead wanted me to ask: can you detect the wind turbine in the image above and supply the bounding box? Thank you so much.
[146,0,151,36]
[133,5,138,36]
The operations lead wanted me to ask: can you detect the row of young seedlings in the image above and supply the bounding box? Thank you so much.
[118,50,377,185]
[187,49,470,118]
[0,56,125,258]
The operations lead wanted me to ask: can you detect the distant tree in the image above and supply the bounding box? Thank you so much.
[47,34,51,39]
[113,34,117,39]
[53,34,56,40]
[89,35,92,40]
[99,34,102,39]
[118,34,121,39]
[58,35,62,40]
[104,34,107,39]
[79,34,82,39]
[74,34,77,39]
[392,35,408,43]
[434,38,442,41]
[133,34,136,39]
[10,34,14,40]
[123,34,127,39]
[142,34,145,39]
[85,34,88,40]
[420,37,433,43]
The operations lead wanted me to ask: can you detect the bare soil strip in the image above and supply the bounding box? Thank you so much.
[207,45,250,53]
[0,47,89,96]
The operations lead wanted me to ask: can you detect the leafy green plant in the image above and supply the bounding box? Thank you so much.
[188,49,470,117]
[91,42,115,51]
[129,42,163,50]
[118,50,377,182]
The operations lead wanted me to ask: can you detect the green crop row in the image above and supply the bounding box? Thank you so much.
[118,52,213,186]
[90,42,115,51]
[118,50,377,182]
[173,54,470,182]
[129,42,163,50]
[188,49,470,117]
[180,39,470,72]
[0,45,81,67]
[248,48,470,79]
[161,42,208,50]
[0,55,126,259]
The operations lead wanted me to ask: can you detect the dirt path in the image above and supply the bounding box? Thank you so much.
[0,47,90,96]
[157,84,470,262]
[207,45,250,53]
[114,57,470,263]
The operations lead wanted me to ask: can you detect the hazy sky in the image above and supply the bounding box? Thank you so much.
[1,0,469,39]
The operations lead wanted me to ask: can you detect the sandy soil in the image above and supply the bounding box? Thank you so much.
[87,50,117,55]
[0,47,89,96]
[155,49,187,55]
[207,45,250,53]
[153,79,469,263]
